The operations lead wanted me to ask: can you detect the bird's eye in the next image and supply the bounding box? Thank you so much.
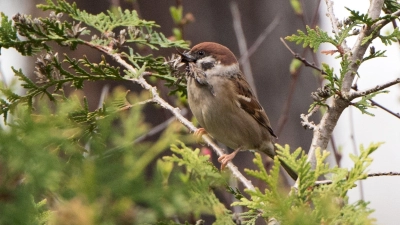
[198,50,205,56]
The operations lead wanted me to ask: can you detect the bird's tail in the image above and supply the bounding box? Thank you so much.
[279,158,298,181]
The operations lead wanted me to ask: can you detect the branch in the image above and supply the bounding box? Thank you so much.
[281,41,400,119]
[369,99,400,118]
[324,0,350,53]
[230,2,256,95]
[315,171,400,186]
[238,15,280,65]
[300,105,319,130]
[341,0,384,94]
[375,9,400,27]
[349,78,400,100]
[280,38,327,75]
[84,41,256,191]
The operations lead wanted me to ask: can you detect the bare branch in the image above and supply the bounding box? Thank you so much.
[84,41,256,191]
[324,0,350,53]
[238,15,280,65]
[349,78,400,100]
[280,38,327,75]
[315,171,400,186]
[230,2,256,95]
[369,99,400,118]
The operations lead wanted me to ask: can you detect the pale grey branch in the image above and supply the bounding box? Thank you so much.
[349,78,400,100]
[307,0,385,169]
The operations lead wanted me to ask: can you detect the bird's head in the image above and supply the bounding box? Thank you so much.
[181,42,239,77]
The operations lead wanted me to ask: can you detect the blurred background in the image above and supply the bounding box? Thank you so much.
[1,0,399,224]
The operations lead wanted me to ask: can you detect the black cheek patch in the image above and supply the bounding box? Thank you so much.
[201,62,215,71]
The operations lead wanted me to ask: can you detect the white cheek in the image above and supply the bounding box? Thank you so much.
[206,63,239,77]
[196,56,215,68]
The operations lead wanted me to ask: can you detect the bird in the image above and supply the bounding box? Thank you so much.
[180,42,298,180]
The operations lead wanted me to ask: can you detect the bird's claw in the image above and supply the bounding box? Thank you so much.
[218,154,233,170]
[194,128,207,143]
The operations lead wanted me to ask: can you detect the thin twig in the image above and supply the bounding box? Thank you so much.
[230,1,256,94]
[370,99,400,118]
[281,38,400,119]
[276,1,322,136]
[349,78,400,100]
[276,43,307,136]
[84,41,256,191]
[324,0,350,53]
[280,38,327,75]
[315,172,400,186]
[374,9,400,27]
[238,15,281,65]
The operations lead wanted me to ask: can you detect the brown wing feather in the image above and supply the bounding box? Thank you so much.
[233,75,277,138]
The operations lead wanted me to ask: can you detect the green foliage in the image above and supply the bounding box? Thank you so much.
[232,144,378,225]
[38,0,154,33]
[346,7,375,27]
[0,53,123,122]
[378,27,400,45]
[286,3,399,117]
[352,90,388,116]
[0,0,189,121]
[286,26,337,52]
[384,0,400,13]
[0,1,388,224]
[0,88,227,224]
[164,144,235,225]
[362,48,386,62]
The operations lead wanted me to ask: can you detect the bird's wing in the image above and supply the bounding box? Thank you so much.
[232,75,277,138]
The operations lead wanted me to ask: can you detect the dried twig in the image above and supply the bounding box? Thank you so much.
[300,105,319,130]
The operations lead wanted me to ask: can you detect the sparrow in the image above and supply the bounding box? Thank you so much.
[181,42,297,180]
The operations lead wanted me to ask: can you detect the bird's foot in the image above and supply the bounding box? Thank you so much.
[218,149,240,170]
[194,128,207,143]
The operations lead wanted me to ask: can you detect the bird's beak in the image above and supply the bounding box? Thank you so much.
[180,51,196,62]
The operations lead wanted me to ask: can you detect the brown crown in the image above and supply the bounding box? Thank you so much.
[190,42,238,65]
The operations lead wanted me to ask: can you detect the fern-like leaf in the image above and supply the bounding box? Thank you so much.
[286,25,337,52]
